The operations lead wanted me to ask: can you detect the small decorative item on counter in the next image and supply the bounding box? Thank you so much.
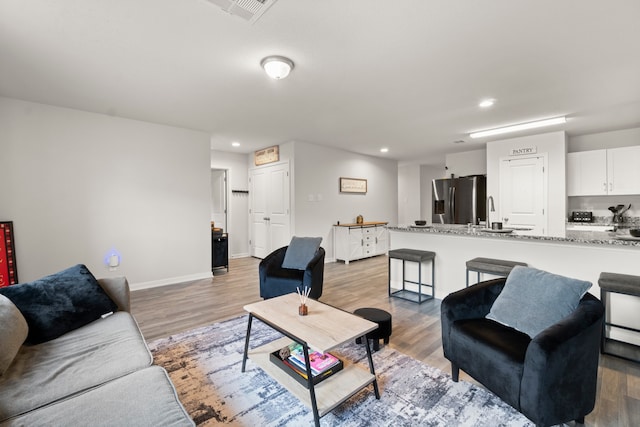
[356,215,363,224]
[297,286,310,316]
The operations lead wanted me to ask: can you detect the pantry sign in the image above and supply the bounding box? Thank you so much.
[509,146,537,156]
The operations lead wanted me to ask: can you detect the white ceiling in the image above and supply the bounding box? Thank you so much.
[1,0,639,165]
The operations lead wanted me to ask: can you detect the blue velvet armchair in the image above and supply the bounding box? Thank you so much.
[441,277,604,427]
[259,246,325,300]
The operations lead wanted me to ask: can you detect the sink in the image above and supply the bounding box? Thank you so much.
[566,225,614,232]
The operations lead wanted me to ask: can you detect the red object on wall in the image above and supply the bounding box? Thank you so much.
[0,221,18,287]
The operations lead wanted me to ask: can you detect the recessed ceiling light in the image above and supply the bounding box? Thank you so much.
[479,99,495,108]
[452,140,466,144]
[380,148,389,153]
[232,142,240,147]
[469,116,567,139]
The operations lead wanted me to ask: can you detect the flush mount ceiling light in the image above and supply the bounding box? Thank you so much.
[261,56,294,79]
[469,116,566,139]
[380,147,389,153]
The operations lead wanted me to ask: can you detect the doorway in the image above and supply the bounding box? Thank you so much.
[211,169,227,233]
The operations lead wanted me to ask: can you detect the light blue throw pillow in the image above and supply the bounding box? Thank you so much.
[282,236,322,270]
[486,266,592,338]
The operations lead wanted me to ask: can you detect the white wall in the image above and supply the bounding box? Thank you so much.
[211,150,250,257]
[568,127,640,152]
[290,141,398,261]
[0,97,212,288]
[398,164,421,227]
[486,131,567,237]
[445,149,487,177]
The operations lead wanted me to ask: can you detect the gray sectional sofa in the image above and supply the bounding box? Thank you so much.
[0,267,194,427]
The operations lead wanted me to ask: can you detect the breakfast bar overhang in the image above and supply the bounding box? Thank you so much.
[388,225,640,346]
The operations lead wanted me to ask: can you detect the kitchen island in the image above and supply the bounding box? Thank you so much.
[389,224,640,345]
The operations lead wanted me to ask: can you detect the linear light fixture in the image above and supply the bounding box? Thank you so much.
[469,116,566,139]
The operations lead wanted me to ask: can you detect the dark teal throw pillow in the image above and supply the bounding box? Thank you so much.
[282,236,322,270]
[0,264,117,344]
[486,266,592,338]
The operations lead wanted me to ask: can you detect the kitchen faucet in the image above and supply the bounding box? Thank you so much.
[487,196,495,227]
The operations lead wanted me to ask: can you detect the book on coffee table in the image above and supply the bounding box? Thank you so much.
[269,345,343,389]
[287,342,341,375]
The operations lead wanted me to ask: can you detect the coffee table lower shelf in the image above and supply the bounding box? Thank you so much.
[248,337,376,417]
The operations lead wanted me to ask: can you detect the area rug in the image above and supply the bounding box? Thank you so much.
[148,315,535,426]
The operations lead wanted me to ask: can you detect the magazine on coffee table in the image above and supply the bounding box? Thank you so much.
[269,343,343,388]
[287,342,341,375]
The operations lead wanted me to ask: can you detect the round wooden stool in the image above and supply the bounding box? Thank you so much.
[353,307,392,351]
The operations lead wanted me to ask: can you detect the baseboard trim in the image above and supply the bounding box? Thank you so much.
[130,271,213,291]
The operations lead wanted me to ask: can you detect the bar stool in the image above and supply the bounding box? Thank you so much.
[598,272,640,363]
[465,257,527,287]
[388,248,435,304]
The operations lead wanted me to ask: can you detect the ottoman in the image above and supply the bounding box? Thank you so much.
[354,307,392,351]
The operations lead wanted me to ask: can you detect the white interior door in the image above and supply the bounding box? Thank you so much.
[499,155,547,235]
[249,162,290,258]
[266,164,290,251]
[210,169,227,231]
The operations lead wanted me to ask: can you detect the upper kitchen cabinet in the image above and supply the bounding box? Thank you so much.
[607,146,640,195]
[567,149,608,196]
[567,146,640,196]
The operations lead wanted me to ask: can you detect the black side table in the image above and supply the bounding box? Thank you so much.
[212,232,228,273]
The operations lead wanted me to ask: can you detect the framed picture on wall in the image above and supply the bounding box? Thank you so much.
[0,221,18,287]
[254,145,280,166]
[339,177,367,193]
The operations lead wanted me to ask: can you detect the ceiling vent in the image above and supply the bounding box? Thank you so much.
[204,0,279,24]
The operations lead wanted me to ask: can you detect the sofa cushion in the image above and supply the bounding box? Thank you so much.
[0,264,118,344]
[0,295,28,375]
[486,266,592,338]
[282,236,322,270]
[0,311,153,421]
[1,366,194,427]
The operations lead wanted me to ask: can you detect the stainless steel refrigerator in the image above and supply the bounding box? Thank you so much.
[432,175,486,225]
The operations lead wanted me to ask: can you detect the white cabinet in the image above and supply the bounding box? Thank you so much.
[334,223,388,264]
[607,146,640,195]
[567,150,607,196]
[567,147,640,196]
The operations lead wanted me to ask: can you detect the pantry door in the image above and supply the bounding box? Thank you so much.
[499,155,547,235]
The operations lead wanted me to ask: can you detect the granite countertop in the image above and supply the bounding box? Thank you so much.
[388,224,640,247]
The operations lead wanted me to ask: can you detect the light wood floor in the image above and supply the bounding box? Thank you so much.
[131,255,639,427]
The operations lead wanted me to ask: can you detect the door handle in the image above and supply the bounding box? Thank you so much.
[263,217,270,221]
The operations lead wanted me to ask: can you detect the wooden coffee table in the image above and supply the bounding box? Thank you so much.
[242,293,380,427]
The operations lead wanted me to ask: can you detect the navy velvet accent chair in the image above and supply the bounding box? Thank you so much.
[441,278,604,427]
[258,246,325,300]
